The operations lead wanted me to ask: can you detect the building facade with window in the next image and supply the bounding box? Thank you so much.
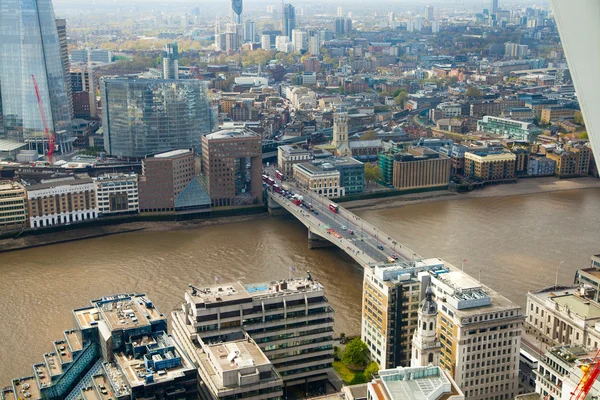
[464,151,517,182]
[94,174,139,216]
[26,179,97,228]
[0,181,28,232]
[293,163,345,198]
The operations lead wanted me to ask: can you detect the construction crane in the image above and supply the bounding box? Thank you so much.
[31,74,55,164]
[567,348,600,400]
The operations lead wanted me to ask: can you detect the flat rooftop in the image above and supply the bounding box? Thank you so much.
[208,339,270,372]
[154,149,192,158]
[552,294,600,319]
[12,376,41,400]
[188,278,324,306]
[378,366,461,400]
[205,128,260,140]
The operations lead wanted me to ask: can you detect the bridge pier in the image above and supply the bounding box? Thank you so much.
[308,228,334,249]
[267,195,289,216]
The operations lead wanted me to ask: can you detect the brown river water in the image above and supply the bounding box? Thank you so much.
[1,189,600,380]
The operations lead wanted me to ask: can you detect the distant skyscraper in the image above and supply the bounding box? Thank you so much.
[261,34,272,50]
[162,42,179,79]
[337,6,343,17]
[491,0,499,14]
[0,0,74,154]
[431,20,440,34]
[283,3,296,39]
[231,0,243,24]
[244,20,256,42]
[426,5,434,21]
[292,29,308,52]
[55,19,74,122]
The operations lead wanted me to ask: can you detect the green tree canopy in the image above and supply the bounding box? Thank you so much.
[574,111,585,126]
[364,164,383,186]
[580,131,588,139]
[466,86,482,98]
[395,90,409,107]
[364,362,379,380]
[342,338,369,368]
[360,130,378,141]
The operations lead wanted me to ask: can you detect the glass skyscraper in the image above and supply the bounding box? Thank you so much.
[0,0,74,153]
[283,4,296,39]
[101,77,214,159]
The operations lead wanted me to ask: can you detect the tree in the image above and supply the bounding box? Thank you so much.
[574,111,585,126]
[342,338,369,368]
[360,130,377,141]
[364,362,379,380]
[364,164,383,187]
[395,90,408,107]
[580,131,589,139]
[466,86,482,98]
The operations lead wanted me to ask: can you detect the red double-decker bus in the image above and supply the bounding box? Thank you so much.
[328,203,339,213]
[275,170,283,180]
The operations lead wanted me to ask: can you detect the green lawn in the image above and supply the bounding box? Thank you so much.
[333,361,367,385]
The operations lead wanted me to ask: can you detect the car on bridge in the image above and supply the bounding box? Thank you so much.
[341,226,347,231]
[377,245,384,250]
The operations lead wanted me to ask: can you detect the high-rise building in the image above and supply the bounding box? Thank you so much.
[162,42,179,79]
[426,5,434,21]
[333,17,352,35]
[261,34,272,49]
[55,19,74,122]
[231,0,243,24]
[171,277,335,390]
[337,6,343,17]
[432,20,440,33]
[0,181,27,232]
[551,0,600,162]
[491,0,499,14]
[361,258,445,369]
[202,128,262,207]
[0,0,74,154]
[430,268,524,400]
[392,147,451,190]
[244,20,256,42]
[283,4,296,39]
[292,29,308,52]
[70,48,112,64]
[70,66,98,119]
[100,77,212,159]
[308,35,321,55]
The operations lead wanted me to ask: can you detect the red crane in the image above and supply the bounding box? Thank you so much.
[568,348,600,400]
[31,74,55,164]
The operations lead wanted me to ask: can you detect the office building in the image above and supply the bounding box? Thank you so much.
[93,174,139,216]
[101,77,212,159]
[407,17,423,32]
[163,42,179,79]
[552,0,600,163]
[0,181,28,232]
[505,43,528,58]
[283,4,296,39]
[201,129,262,207]
[171,277,335,389]
[196,334,284,400]
[55,19,74,122]
[70,48,112,64]
[244,20,256,42]
[539,106,575,124]
[293,162,345,198]
[278,145,312,176]
[535,346,591,400]
[138,149,203,213]
[432,20,440,34]
[464,151,517,182]
[430,267,524,400]
[26,178,98,228]
[392,147,451,190]
[2,293,197,400]
[276,35,292,52]
[366,366,465,400]
[426,5,434,21]
[546,143,591,177]
[316,156,364,195]
[70,67,98,118]
[477,116,541,143]
[0,0,74,154]
[308,35,321,56]
[491,0,499,14]
[362,258,446,369]
[231,0,243,24]
[337,6,343,17]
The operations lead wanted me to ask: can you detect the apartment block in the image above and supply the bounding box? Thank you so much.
[477,116,541,143]
[361,258,445,369]
[93,173,139,216]
[546,144,591,177]
[202,129,262,207]
[430,268,524,400]
[293,163,345,198]
[172,277,335,390]
[464,151,517,182]
[527,156,556,176]
[392,147,451,190]
[277,145,312,177]
[539,106,575,124]
[2,293,197,400]
[0,180,27,232]
[26,178,98,228]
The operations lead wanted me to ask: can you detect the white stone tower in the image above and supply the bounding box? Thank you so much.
[411,286,441,367]
[332,111,351,157]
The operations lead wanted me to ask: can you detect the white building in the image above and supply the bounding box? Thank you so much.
[286,86,317,109]
[432,20,440,33]
[275,36,292,52]
[93,174,139,216]
[261,34,271,50]
[411,286,441,367]
[407,17,422,32]
[308,35,321,56]
[301,72,317,85]
[171,277,335,388]
[293,163,345,198]
[278,145,312,176]
[292,29,308,52]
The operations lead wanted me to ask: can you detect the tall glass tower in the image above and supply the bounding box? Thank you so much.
[283,4,296,39]
[0,0,74,154]
[231,0,242,24]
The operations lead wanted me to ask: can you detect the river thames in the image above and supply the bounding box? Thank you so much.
[1,189,600,379]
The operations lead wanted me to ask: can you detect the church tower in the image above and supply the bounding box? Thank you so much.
[332,111,351,157]
[411,286,441,367]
